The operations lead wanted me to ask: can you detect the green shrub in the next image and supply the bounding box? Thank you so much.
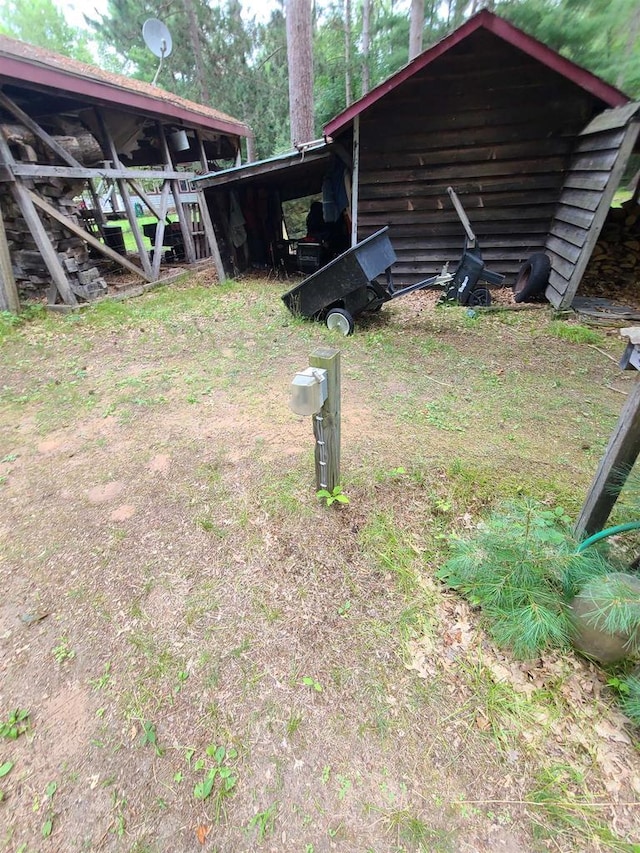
[438,499,613,658]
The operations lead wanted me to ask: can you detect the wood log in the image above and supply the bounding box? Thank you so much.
[1,124,103,166]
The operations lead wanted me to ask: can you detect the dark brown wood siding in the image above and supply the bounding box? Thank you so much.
[544,103,640,308]
[356,30,605,287]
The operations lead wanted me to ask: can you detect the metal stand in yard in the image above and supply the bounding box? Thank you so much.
[575,328,640,539]
[290,348,341,493]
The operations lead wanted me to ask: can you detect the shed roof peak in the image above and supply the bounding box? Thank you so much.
[324,9,629,138]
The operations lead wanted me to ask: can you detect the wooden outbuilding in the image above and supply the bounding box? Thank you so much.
[0,35,250,313]
[324,10,639,309]
[201,10,638,311]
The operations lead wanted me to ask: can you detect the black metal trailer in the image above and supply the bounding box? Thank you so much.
[282,187,505,335]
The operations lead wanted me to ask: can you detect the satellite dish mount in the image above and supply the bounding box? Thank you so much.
[142,19,173,86]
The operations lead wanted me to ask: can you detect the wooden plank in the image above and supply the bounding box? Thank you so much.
[575,377,640,538]
[548,268,570,292]
[549,221,588,249]
[150,181,171,280]
[568,149,620,172]
[362,156,568,185]
[554,118,640,308]
[358,205,557,226]
[0,88,84,169]
[552,204,596,230]
[0,129,76,306]
[125,178,164,221]
[545,234,582,264]
[11,164,194,181]
[97,112,153,279]
[0,204,19,313]
[573,130,626,154]
[563,172,611,192]
[28,190,151,282]
[359,175,563,199]
[159,124,196,265]
[196,129,225,281]
[579,102,640,136]
[360,138,571,170]
[555,188,602,212]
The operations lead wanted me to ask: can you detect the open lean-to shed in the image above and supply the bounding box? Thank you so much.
[0,35,250,313]
[201,10,639,310]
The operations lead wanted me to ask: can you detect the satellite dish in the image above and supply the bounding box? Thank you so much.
[142,19,173,59]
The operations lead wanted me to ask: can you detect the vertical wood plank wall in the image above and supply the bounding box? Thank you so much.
[355,31,601,287]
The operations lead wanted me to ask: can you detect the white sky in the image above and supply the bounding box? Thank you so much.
[58,0,278,30]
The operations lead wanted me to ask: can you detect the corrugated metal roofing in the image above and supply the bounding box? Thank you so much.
[0,34,250,139]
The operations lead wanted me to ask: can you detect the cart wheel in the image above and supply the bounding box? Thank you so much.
[469,287,491,307]
[366,285,383,312]
[513,253,550,303]
[326,308,355,336]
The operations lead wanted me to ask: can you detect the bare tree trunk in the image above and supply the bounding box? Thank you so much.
[409,0,424,60]
[344,0,353,106]
[361,0,371,96]
[183,0,211,104]
[286,0,315,146]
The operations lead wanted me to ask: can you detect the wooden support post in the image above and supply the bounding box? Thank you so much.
[575,377,640,539]
[310,347,341,492]
[159,124,196,264]
[0,203,19,313]
[28,190,151,281]
[151,181,171,281]
[96,112,153,279]
[0,129,77,306]
[195,130,226,282]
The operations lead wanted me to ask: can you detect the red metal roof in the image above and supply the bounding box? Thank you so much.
[324,9,629,137]
[0,34,250,139]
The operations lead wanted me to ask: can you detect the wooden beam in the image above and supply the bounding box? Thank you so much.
[151,181,171,280]
[575,377,640,539]
[159,124,196,264]
[96,112,153,278]
[351,115,360,247]
[11,164,194,181]
[28,190,151,281]
[0,88,84,169]
[0,203,19,313]
[196,130,225,281]
[0,128,76,306]
[125,178,166,222]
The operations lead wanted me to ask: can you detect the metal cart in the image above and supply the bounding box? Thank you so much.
[282,187,505,335]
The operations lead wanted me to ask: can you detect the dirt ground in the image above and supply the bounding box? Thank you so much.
[1,271,639,852]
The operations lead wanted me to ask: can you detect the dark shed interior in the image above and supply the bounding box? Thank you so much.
[200,144,352,278]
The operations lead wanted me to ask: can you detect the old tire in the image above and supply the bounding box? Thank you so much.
[469,287,491,307]
[326,308,355,336]
[513,253,550,303]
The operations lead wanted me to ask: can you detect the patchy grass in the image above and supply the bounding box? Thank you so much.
[0,273,638,851]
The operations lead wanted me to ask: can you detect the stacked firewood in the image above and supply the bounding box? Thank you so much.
[580,198,640,307]
[1,177,107,304]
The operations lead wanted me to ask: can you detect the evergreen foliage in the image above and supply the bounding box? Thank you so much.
[437,499,621,659]
[0,0,92,62]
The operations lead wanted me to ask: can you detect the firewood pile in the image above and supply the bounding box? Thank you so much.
[1,122,108,303]
[1,181,108,303]
[580,198,640,308]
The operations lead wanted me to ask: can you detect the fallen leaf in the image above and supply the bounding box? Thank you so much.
[196,824,211,844]
[595,719,632,745]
